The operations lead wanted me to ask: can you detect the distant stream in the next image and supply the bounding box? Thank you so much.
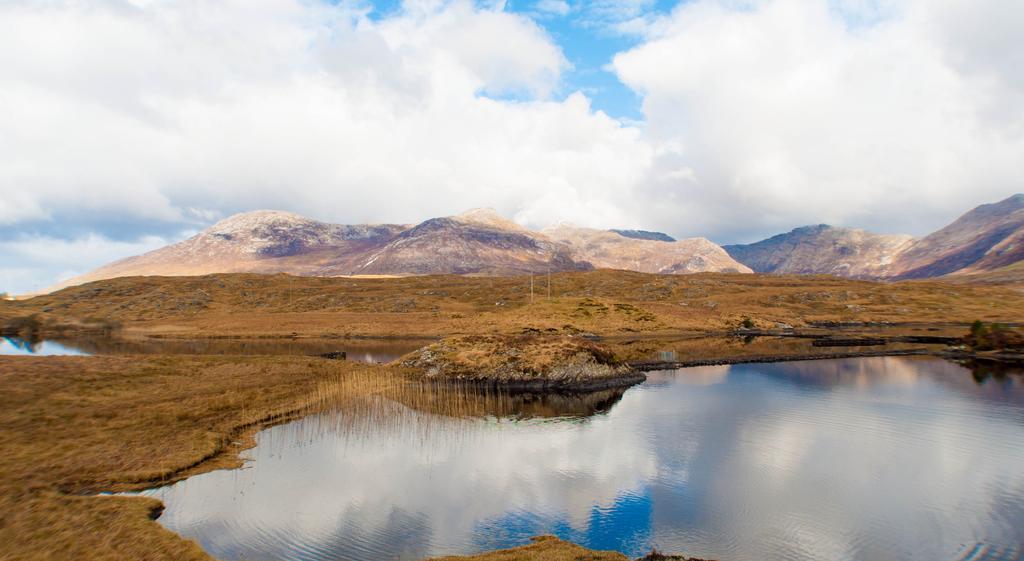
[0,336,428,363]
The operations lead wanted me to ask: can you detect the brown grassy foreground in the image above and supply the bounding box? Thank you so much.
[3,270,1022,339]
[0,355,404,561]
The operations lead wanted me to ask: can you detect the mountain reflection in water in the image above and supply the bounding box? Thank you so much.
[134,357,1023,561]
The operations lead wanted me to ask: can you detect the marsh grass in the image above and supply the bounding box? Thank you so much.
[0,355,399,561]
[298,369,630,450]
[8,270,1024,339]
[344,379,627,420]
[397,334,638,389]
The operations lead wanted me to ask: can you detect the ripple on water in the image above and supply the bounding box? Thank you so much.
[137,357,1024,561]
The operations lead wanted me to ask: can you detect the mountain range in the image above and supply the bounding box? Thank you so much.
[50,208,749,292]
[724,194,1024,280]
[47,194,1024,292]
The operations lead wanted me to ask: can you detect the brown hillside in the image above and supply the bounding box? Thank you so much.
[6,270,1022,339]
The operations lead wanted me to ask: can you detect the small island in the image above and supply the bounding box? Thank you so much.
[399,333,646,392]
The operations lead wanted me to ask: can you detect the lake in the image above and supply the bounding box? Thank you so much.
[139,357,1024,561]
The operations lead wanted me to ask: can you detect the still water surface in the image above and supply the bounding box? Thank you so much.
[0,337,87,356]
[0,336,425,363]
[141,357,1024,561]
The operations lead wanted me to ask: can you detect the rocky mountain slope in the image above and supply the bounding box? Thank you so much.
[609,229,676,242]
[546,225,751,275]
[351,209,590,275]
[889,194,1024,279]
[50,211,407,291]
[50,209,749,291]
[723,225,914,278]
[725,194,1024,280]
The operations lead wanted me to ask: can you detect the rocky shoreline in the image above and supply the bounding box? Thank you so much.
[628,347,934,371]
[395,325,1024,384]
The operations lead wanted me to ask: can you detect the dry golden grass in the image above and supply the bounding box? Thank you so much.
[5,493,210,561]
[0,355,400,561]
[0,356,393,494]
[399,334,635,387]
[4,270,1022,340]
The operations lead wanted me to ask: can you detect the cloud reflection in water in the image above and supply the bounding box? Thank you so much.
[142,357,1024,561]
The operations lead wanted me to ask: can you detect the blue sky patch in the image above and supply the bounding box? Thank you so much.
[363,0,683,120]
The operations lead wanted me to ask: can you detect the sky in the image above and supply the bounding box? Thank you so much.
[1,0,1023,293]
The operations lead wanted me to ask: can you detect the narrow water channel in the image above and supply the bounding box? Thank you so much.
[0,336,427,363]
[139,357,1023,561]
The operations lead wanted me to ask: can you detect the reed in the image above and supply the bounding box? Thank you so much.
[0,355,393,561]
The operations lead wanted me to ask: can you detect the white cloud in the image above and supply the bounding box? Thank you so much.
[613,0,1024,238]
[0,234,173,294]
[0,0,647,236]
[0,234,169,266]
